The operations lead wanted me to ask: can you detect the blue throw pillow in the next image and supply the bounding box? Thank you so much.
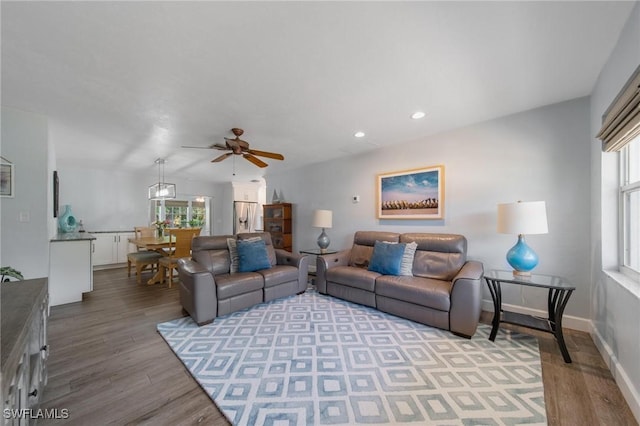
[368,241,406,275]
[237,239,271,272]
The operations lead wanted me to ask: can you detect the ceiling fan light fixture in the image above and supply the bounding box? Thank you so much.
[183,128,283,169]
[148,158,176,200]
[411,111,426,120]
[354,131,365,138]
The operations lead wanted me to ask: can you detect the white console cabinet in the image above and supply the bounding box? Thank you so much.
[92,232,135,266]
[1,278,49,426]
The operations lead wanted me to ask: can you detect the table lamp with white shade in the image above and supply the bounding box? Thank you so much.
[312,209,333,251]
[497,201,548,276]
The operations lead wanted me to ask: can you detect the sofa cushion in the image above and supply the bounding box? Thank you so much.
[376,275,452,312]
[368,241,405,275]
[237,239,271,272]
[258,265,299,288]
[326,265,380,292]
[238,232,277,266]
[399,241,418,276]
[191,235,233,276]
[400,233,466,281]
[227,236,261,273]
[215,272,264,299]
[348,231,400,268]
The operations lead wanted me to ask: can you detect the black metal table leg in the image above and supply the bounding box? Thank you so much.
[486,279,502,341]
[484,270,575,364]
[549,288,574,363]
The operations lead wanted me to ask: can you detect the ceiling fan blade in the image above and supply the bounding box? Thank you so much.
[182,145,218,149]
[243,154,268,168]
[213,143,228,150]
[247,149,284,160]
[211,153,233,163]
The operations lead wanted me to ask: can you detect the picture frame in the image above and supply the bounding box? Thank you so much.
[377,165,444,220]
[53,171,59,217]
[0,162,14,198]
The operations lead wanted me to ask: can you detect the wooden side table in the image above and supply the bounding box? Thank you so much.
[484,269,575,363]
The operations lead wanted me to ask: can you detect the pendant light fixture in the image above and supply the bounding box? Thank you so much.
[148,158,176,200]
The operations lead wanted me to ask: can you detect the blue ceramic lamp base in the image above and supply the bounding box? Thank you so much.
[506,234,539,276]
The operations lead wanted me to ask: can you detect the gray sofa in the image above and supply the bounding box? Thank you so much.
[316,231,484,338]
[177,232,310,325]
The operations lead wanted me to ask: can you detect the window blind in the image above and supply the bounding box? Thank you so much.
[597,65,640,152]
[164,200,188,208]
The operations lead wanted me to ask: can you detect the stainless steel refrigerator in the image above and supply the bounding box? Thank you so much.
[233,201,258,234]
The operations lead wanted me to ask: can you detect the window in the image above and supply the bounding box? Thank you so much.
[620,136,640,278]
[151,196,211,235]
[597,65,640,280]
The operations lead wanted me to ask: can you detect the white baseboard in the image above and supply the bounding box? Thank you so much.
[93,263,126,271]
[481,299,591,332]
[590,324,640,424]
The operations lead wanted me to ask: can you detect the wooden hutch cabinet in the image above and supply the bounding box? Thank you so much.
[263,203,292,252]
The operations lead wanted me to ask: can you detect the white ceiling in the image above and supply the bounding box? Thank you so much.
[1,2,634,183]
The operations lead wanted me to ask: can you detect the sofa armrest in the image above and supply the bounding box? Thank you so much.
[316,249,351,294]
[449,260,484,338]
[276,249,310,292]
[177,258,218,325]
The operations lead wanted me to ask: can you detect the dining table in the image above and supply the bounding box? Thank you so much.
[128,235,174,285]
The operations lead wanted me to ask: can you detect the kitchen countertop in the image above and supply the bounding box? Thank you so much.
[1,278,48,376]
[51,232,96,242]
[88,230,135,234]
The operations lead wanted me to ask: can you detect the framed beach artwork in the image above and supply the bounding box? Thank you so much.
[0,161,14,198]
[377,165,444,219]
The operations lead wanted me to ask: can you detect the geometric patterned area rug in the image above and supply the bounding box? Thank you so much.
[157,289,546,426]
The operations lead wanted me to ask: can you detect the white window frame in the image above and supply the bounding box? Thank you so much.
[619,136,640,280]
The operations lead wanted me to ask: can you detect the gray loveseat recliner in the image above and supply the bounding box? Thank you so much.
[316,231,484,338]
[177,232,310,325]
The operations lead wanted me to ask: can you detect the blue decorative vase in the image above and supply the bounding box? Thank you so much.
[58,204,78,233]
[506,234,539,275]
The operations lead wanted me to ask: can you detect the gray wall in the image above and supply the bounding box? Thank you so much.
[590,1,640,419]
[266,97,591,321]
[55,163,223,233]
[0,108,51,279]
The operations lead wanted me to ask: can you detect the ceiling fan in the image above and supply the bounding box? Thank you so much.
[182,128,284,168]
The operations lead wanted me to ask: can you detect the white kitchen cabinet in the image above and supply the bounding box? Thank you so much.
[92,232,135,266]
[49,236,94,306]
[233,182,259,202]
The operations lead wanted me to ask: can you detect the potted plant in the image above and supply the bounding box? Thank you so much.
[1,266,24,282]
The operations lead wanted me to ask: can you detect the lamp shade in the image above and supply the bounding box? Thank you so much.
[312,209,332,229]
[497,201,548,235]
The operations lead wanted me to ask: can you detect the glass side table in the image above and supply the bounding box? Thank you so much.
[299,248,339,284]
[484,269,575,363]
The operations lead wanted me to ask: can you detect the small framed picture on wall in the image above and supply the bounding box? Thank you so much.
[53,170,59,217]
[0,161,14,198]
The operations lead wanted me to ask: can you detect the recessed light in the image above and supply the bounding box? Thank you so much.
[354,131,365,138]
[411,111,426,120]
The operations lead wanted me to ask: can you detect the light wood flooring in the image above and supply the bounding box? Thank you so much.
[39,268,637,425]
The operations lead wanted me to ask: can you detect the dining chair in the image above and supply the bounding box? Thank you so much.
[127,226,163,284]
[159,228,202,288]
[135,226,156,240]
